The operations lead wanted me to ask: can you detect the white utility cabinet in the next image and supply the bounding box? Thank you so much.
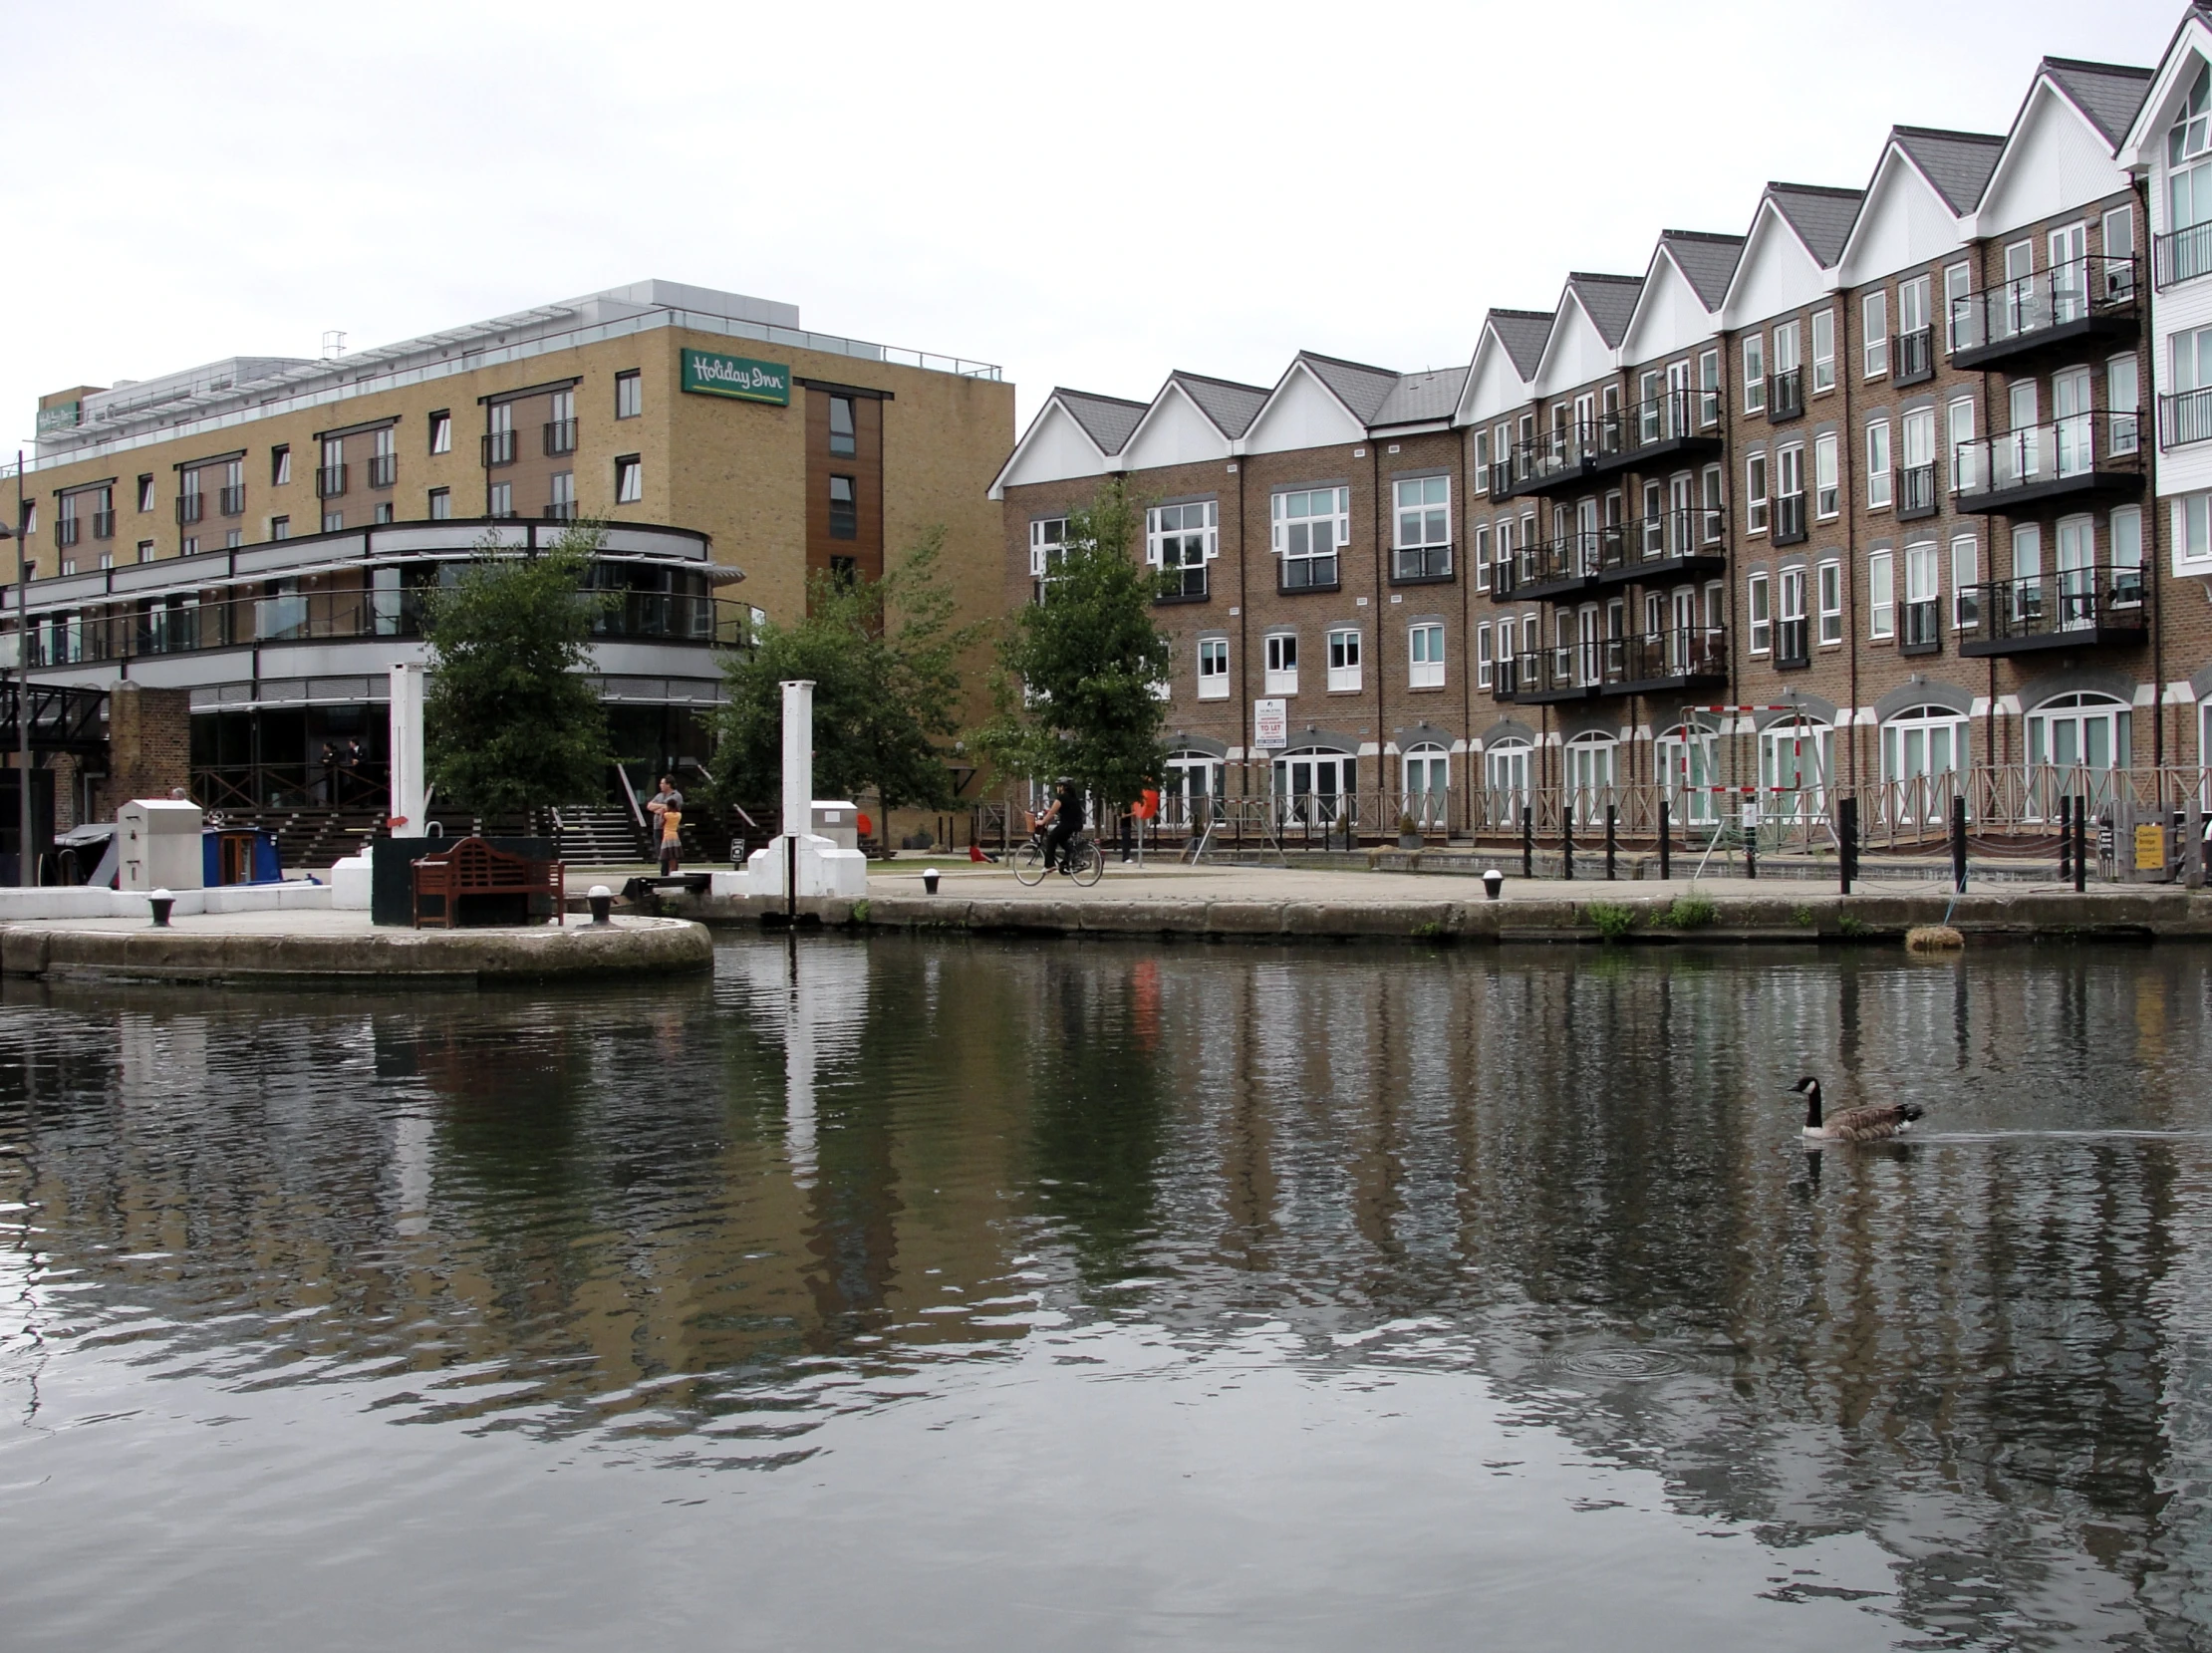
[117,800,204,891]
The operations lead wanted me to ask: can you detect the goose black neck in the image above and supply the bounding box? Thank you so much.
[1803,1081,1822,1129]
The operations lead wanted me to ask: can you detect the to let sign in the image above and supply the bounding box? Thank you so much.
[682,349,791,407]
[1252,698,1287,750]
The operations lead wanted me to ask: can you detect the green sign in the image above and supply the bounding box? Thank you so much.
[36,401,80,435]
[682,350,790,407]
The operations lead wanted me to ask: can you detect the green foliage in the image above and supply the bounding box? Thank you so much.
[713,527,976,816]
[422,521,614,815]
[1585,902,1640,941]
[1658,893,1720,931]
[1410,920,1446,940]
[850,898,871,925]
[974,479,1171,811]
[1837,913,1871,938]
[1792,904,1816,927]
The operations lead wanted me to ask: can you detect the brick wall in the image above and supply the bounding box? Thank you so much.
[95,682,191,820]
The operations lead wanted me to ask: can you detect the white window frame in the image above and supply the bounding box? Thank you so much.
[429,412,452,455]
[1474,522,1491,593]
[1198,636,1230,700]
[1814,431,1839,519]
[1746,451,1769,534]
[1147,499,1219,591]
[1748,571,1771,655]
[1326,627,1362,692]
[1272,487,1348,590]
[1869,548,1894,639]
[1810,309,1835,393]
[1264,631,1298,696]
[2180,494,2212,570]
[1817,558,1842,646]
[1474,429,1492,494]
[1951,534,1980,631]
[1028,516,1068,578]
[1862,291,1888,378]
[1943,264,1971,355]
[615,457,643,504]
[1408,623,1445,689]
[1477,621,1495,689]
[1392,474,1452,577]
[2108,354,2139,455]
[1866,418,1892,508]
[1743,334,1766,414]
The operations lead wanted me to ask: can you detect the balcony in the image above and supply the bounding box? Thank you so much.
[1900,598,1941,657]
[1959,565,2148,657]
[1953,413,2143,514]
[2156,221,2212,290]
[543,499,580,523]
[1771,491,1807,545]
[315,464,347,499]
[1499,413,1625,500]
[2160,387,2212,449]
[1892,328,1935,387]
[543,418,578,457]
[1280,556,1338,594]
[1623,386,1724,466]
[56,516,79,548]
[218,484,245,517]
[1769,368,1803,422]
[1392,542,1453,583]
[91,510,114,540]
[1512,528,1616,600]
[367,453,397,489]
[1156,563,1209,603]
[1949,257,2137,371]
[174,492,204,525]
[1896,463,1937,520]
[482,429,517,468]
[1497,627,1728,703]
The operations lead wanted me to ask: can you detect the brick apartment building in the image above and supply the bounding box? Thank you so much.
[9,280,1011,822]
[995,9,2212,847]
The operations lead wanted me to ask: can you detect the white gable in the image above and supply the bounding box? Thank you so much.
[1723,201,1829,329]
[1456,332,1531,425]
[1532,297,1615,397]
[991,401,1108,497]
[1839,148,1966,286]
[1119,382,1232,471]
[2118,23,2212,169]
[1244,364,1365,455]
[1619,251,1718,369]
[1977,83,2132,240]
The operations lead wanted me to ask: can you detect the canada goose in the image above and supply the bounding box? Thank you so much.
[1795,1076,1923,1143]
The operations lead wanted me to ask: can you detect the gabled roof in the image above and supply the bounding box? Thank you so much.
[2043,57,2154,147]
[1370,365,1471,427]
[2117,7,2212,169]
[1890,127,2007,215]
[1167,371,1268,439]
[1767,183,1865,267]
[1054,388,1149,455]
[1488,309,1552,379]
[1658,230,1744,310]
[1563,273,1644,348]
[1296,351,1402,424]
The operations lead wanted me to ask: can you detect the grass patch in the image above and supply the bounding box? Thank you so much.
[1836,913,1870,938]
[1584,902,1640,941]
[1410,920,1447,940]
[1657,893,1720,931]
[1792,904,1815,927]
[850,898,872,924]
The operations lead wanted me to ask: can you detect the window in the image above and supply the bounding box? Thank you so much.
[830,555,858,586]
[1474,522,1491,593]
[485,485,509,522]
[136,539,153,563]
[548,471,575,519]
[2109,355,2139,455]
[828,394,857,456]
[1775,443,1804,538]
[1028,517,1068,578]
[1393,476,1452,578]
[369,424,398,488]
[270,515,289,540]
[1326,627,1362,691]
[616,371,642,420]
[1147,500,1217,598]
[319,508,341,532]
[1817,559,1841,645]
[1743,333,1766,413]
[1778,565,1807,661]
[2105,204,2135,266]
[1475,429,1492,494]
[1944,264,1971,354]
[271,445,291,486]
[1477,622,1494,689]
[616,455,643,506]
[429,411,451,454]
[137,474,153,513]
[543,391,576,458]
[1810,310,1834,393]
[1273,486,1347,590]
[1862,292,1889,378]
[428,487,450,521]
[2028,691,2130,772]
[1748,571,1771,654]
[1746,451,1769,533]
[318,436,345,497]
[1699,347,1721,426]
[1866,418,1892,508]
[1264,632,1298,695]
[2111,505,2144,604]
[1947,397,1978,489]
[1882,706,1969,796]
[1772,320,1801,412]
[1814,432,1838,519]
[2180,493,2212,567]
[1198,637,1230,699]
[1951,535,1979,629]
[1409,623,1445,689]
[828,475,856,538]
[1904,540,1939,648]
[1901,408,1936,510]
[1402,743,1450,825]
[1869,548,1894,638]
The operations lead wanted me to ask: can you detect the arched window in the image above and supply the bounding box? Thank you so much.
[1483,740,1531,827]
[1402,742,1450,828]
[1880,705,1969,824]
[1758,717,1833,822]
[2027,691,2129,772]
[1162,749,1224,830]
[1273,745,1356,827]
[1562,733,1616,816]
[1654,722,1720,826]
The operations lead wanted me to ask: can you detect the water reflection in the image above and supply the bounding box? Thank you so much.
[1,942,2209,1649]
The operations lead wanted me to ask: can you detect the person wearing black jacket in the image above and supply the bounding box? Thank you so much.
[1038,779,1084,874]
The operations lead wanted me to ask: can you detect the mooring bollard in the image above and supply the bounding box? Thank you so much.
[1658,800,1671,882]
[1483,868,1504,901]
[1561,805,1574,882]
[923,868,941,895]
[149,888,174,929]
[2074,799,2088,893]
[1837,796,1858,896]
[2058,795,2073,885]
[1521,806,1533,880]
[1605,804,1618,882]
[1950,795,1968,894]
[588,884,614,926]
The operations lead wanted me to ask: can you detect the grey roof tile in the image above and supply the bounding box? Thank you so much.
[1564,273,1644,347]
[1168,371,1269,439]
[1891,127,2007,215]
[2042,58,2154,148]
[1487,310,1552,380]
[1369,366,1471,427]
[1767,184,1866,268]
[1297,351,1402,424]
[1054,388,1148,455]
[1657,230,1745,311]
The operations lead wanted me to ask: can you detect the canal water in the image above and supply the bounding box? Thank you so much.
[2,937,2210,1651]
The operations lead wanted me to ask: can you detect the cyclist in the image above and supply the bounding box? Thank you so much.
[1038,778,1084,874]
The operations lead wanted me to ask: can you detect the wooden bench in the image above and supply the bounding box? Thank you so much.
[411,836,565,929]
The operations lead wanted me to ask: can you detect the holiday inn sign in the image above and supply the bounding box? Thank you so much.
[681,349,791,407]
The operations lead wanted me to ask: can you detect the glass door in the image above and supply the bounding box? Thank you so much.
[2009,380,2041,483]
[2054,367,2092,477]
[1655,728,1718,826]
[2055,516,2095,630]
[1273,754,1354,828]
[2050,222,2087,324]
[1402,746,1449,829]
[1484,743,1530,828]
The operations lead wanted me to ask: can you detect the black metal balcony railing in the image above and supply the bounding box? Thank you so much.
[1156,562,1208,601]
[1769,368,1804,421]
[1627,387,1723,450]
[543,499,580,523]
[543,418,578,457]
[91,510,114,540]
[218,484,245,517]
[174,492,204,525]
[315,464,347,499]
[1897,462,1937,519]
[1949,257,2137,366]
[367,454,397,489]
[1774,617,1808,668]
[2157,221,2212,290]
[1954,413,2143,508]
[1280,555,1337,592]
[1771,491,1807,545]
[482,429,517,468]
[1960,565,2148,656]
[2160,387,2212,448]
[1892,328,1934,386]
[1497,627,1729,700]
[1393,543,1452,581]
[56,516,80,548]
[1901,598,1941,655]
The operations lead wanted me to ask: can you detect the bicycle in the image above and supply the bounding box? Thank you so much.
[1011,827,1104,887]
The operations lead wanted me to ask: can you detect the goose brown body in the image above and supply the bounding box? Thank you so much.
[1795,1076,1922,1143]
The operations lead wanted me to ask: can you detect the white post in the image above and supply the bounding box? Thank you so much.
[781,679,813,839]
[389,663,425,836]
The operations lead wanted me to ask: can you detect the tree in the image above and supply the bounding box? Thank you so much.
[712,526,976,820]
[422,520,614,816]
[974,478,1169,810]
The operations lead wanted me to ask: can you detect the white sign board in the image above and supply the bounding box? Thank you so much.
[1253,697,1288,750]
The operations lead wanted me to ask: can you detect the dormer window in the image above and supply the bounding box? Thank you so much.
[2170,63,2211,166]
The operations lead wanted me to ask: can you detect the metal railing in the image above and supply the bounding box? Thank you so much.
[1498,627,1728,696]
[218,484,246,516]
[2157,222,2212,290]
[1897,463,1936,517]
[91,509,114,540]
[1393,542,1452,580]
[1901,597,1941,652]
[1280,555,1337,592]
[1769,367,1803,421]
[1157,563,1208,600]
[315,464,347,498]
[543,419,577,456]
[1774,617,1808,668]
[1961,566,2147,647]
[1892,328,1934,385]
[2160,387,2212,448]
[56,515,79,547]
[1955,412,2143,499]
[543,499,580,522]
[1950,257,2136,357]
[1627,386,1721,447]
[1772,491,1806,545]
[366,454,397,489]
[482,429,516,467]
[174,492,204,524]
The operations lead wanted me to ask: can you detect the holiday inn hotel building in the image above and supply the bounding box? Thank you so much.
[10,279,1011,813]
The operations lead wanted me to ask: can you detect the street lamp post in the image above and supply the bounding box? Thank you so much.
[3,450,28,887]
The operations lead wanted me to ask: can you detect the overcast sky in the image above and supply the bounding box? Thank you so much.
[1,0,2186,455]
